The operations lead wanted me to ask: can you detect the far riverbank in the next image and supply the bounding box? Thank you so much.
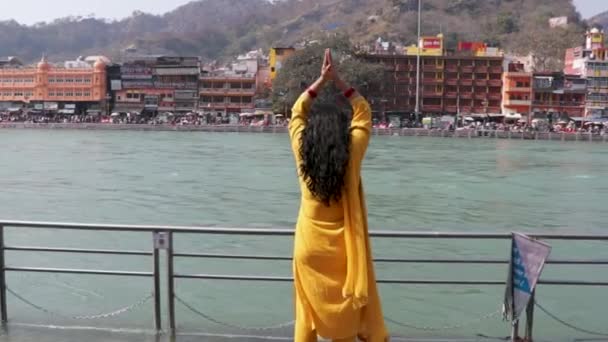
[2,122,607,142]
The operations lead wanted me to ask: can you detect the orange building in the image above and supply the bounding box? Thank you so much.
[502,62,532,115]
[199,72,256,115]
[0,56,107,114]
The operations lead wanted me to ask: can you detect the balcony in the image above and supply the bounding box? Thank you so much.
[422,78,443,85]
[505,86,530,93]
[488,107,501,113]
[505,71,530,77]
[422,90,443,97]
[445,65,458,72]
[460,66,474,73]
[460,106,472,113]
[489,66,503,74]
[475,66,488,73]
[423,64,440,71]
[460,92,472,99]
[445,79,458,86]
[488,93,502,100]
[200,88,255,96]
[445,92,458,98]
[532,100,584,108]
[474,79,487,86]
[395,64,412,72]
[504,99,531,106]
[422,104,443,112]
[488,79,502,87]
[474,93,487,100]
[445,105,458,113]
[460,79,473,86]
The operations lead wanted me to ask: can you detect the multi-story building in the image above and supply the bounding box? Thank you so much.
[114,56,199,114]
[531,73,586,118]
[199,71,256,118]
[564,28,608,117]
[0,56,107,114]
[502,62,532,115]
[269,47,295,81]
[0,57,23,68]
[365,52,503,118]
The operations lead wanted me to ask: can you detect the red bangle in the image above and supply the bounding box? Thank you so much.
[344,87,355,98]
[307,89,318,98]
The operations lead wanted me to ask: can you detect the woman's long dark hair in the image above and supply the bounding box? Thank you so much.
[299,102,350,206]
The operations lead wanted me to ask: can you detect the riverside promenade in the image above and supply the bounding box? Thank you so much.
[2,122,607,142]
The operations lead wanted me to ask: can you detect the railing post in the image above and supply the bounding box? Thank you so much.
[152,233,162,332]
[525,291,535,342]
[0,225,6,323]
[166,231,176,334]
[511,319,519,342]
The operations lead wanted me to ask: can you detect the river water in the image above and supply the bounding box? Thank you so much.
[0,129,607,341]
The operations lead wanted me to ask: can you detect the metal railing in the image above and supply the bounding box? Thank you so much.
[0,220,607,340]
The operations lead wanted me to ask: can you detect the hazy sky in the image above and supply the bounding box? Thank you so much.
[0,0,606,25]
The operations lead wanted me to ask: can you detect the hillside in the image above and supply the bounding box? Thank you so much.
[589,10,608,30]
[0,0,588,64]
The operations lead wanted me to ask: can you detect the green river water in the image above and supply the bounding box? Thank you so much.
[0,129,607,341]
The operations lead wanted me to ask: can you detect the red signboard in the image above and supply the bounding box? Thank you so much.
[422,37,441,49]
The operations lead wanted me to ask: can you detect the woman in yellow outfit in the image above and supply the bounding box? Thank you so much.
[289,49,389,342]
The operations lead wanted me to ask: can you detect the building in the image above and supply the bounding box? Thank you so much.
[503,62,587,120]
[199,70,256,119]
[269,47,295,80]
[0,57,23,68]
[366,51,503,118]
[564,28,608,117]
[114,56,199,114]
[0,56,107,114]
[502,62,532,115]
[531,73,586,119]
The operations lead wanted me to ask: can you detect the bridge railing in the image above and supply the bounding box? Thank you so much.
[0,220,607,340]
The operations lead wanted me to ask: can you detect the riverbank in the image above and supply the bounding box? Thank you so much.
[2,122,607,142]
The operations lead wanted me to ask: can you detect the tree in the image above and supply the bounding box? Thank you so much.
[512,24,584,72]
[271,35,384,114]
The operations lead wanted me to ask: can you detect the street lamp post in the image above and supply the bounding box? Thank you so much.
[414,0,422,126]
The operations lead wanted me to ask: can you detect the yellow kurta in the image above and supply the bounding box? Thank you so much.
[289,92,388,341]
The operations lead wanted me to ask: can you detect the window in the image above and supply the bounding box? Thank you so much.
[65,91,74,97]
[212,96,224,103]
[117,96,121,100]
[48,78,55,83]
[3,79,11,83]
[84,92,91,97]
[242,96,252,103]
[2,92,10,96]
[65,78,74,83]
[13,92,23,97]
[75,92,82,97]
[127,93,133,99]
[56,91,63,97]
[75,78,83,83]
[230,96,240,103]
[84,78,91,83]
[48,91,55,97]
[201,96,212,103]
[56,78,64,83]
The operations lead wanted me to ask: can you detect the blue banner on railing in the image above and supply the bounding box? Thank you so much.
[503,233,551,321]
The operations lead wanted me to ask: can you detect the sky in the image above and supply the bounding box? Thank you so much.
[0,0,606,25]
